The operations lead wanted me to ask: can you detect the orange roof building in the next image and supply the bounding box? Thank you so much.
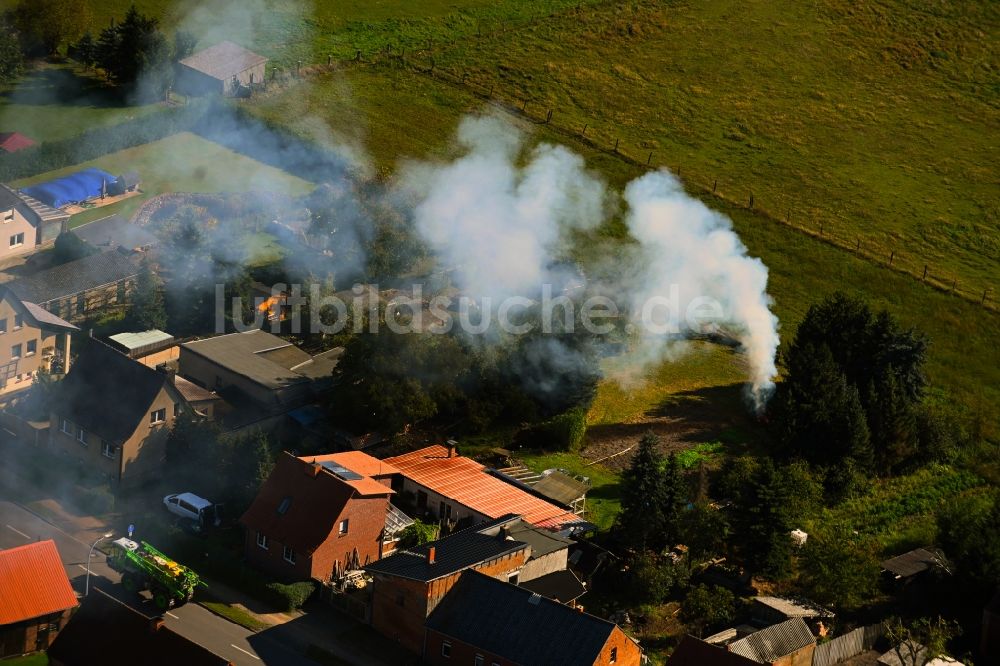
[0,540,79,658]
[0,132,35,153]
[240,451,412,582]
[385,445,588,533]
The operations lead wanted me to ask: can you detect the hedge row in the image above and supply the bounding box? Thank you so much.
[515,405,588,452]
[0,101,211,183]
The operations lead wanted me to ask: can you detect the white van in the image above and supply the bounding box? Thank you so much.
[163,493,220,528]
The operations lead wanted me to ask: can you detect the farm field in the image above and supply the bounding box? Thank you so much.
[11,131,314,227]
[0,62,164,143]
[425,0,999,299]
[0,0,610,65]
[248,65,1000,440]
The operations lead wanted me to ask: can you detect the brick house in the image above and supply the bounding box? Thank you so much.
[240,451,411,582]
[386,444,589,534]
[365,514,573,654]
[0,540,78,658]
[0,184,68,262]
[49,340,188,489]
[0,286,76,398]
[423,569,642,666]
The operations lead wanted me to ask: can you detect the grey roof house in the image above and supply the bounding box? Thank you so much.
[6,250,138,323]
[423,570,643,665]
[0,184,69,262]
[178,330,342,413]
[49,340,189,488]
[177,41,268,96]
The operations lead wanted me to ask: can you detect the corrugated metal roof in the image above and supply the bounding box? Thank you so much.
[668,636,758,666]
[109,329,174,351]
[728,618,815,662]
[7,250,138,305]
[179,41,267,81]
[881,548,941,578]
[754,596,834,619]
[386,445,581,530]
[0,540,78,624]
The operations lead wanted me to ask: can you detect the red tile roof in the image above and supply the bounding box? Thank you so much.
[241,452,392,554]
[0,132,35,153]
[300,451,401,479]
[0,540,78,624]
[385,445,581,530]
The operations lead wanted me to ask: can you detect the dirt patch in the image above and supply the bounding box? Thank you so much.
[580,383,762,472]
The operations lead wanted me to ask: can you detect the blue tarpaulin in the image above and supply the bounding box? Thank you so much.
[21,168,118,208]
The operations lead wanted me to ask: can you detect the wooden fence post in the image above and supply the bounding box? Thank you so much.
[581,124,588,137]
[856,238,861,251]
[952,278,958,293]
[983,289,990,305]
[712,179,717,193]
[546,109,553,123]
[614,138,620,152]
[647,152,653,165]
[889,250,894,266]
[922,265,928,281]
[748,193,754,209]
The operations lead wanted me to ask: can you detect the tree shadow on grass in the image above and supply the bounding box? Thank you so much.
[1,66,128,108]
[582,383,767,470]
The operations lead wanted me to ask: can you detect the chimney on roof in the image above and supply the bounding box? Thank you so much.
[428,546,436,565]
[309,462,322,477]
[156,363,176,386]
[446,439,457,458]
[149,616,165,633]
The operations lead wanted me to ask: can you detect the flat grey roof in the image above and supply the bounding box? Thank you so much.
[181,330,338,391]
[109,330,174,351]
[179,41,268,81]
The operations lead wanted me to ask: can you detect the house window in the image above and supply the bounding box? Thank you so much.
[60,419,73,435]
[10,343,21,359]
[0,318,6,334]
[256,532,268,550]
[77,428,86,446]
[508,572,519,586]
[475,655,484,666]
[338,519,349,535]
[610,647,617,663]
[283,545,296,564]
[277,497,291,515]
[150,408,166,425]
[3,210,13,223]
[13,315,22,330]
[101,441,116,459]
[9,232,24,248]
[26,340,36,356]
[440,642,451,658]
[173,402,181,417]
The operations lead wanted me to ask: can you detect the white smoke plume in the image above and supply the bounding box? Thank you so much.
[403,115,780,407]
[402,115,607,301]
[623,171,779,407]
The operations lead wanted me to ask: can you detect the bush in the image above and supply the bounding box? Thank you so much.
[515,405,588,452]
[264,581,316,611]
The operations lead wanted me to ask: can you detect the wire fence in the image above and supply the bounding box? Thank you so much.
[255,48,997,314]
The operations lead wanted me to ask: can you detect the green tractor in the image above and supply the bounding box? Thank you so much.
[107,538,202,611]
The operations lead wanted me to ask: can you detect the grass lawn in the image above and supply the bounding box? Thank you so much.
[0,654,48,665]
[198,598,270,633]
[5,0,613,65]
[11,131,314,227]
[0,62,163,143]
[588,342,748,427]
[428,0,999,297]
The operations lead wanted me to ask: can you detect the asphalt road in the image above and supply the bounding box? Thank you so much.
[0,499,317,666]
